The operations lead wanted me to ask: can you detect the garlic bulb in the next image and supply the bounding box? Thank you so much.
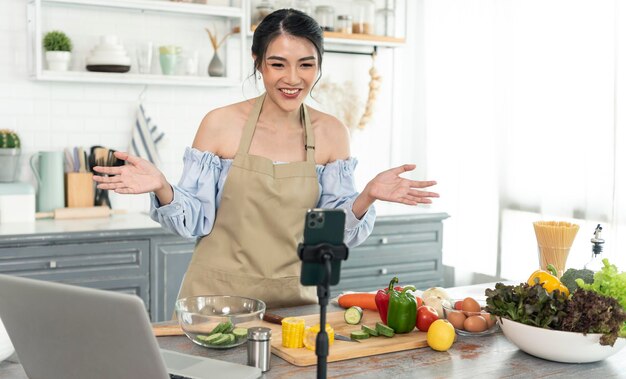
[357,53,382,129]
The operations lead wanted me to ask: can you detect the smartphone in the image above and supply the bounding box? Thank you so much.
[300,208,346,286]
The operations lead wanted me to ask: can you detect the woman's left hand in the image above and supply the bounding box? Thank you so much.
[365,164,438,206]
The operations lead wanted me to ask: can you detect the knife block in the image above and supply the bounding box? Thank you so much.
[65,172,95,208]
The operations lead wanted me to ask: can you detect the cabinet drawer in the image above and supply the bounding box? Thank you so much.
[344,243,440,269]
[61,276,150,311]
[333,275,443,293]
[359,223,442,247]
[0,240,149,281]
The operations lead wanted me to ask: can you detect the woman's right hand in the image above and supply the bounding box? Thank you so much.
[92,151,170,198]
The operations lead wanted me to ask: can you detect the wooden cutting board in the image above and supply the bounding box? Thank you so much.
[269,309,428,366]
[154,309,429,367]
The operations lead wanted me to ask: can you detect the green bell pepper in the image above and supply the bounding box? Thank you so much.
[387,285,417,333]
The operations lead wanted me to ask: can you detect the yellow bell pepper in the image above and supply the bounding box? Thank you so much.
[527,264,570,297]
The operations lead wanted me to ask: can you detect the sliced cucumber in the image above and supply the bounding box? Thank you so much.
[361,324,379,337]
[224,333,236,345]
[197,333,223,345]
[210,321,233,335]
[211,334,231,346]
[375,322,395,338]
[222,321,235,334]
[232,327,248,341]
[350,330,370,340]
[344,306,363,325]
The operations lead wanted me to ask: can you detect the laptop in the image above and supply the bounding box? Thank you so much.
[0,274,262,379]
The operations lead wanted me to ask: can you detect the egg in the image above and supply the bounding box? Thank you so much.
[461,297,481,313]
[482,312,496,328]
[464,315,488,333]
[446,310,467,330]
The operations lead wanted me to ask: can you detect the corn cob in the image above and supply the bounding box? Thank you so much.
[281,317,305,348]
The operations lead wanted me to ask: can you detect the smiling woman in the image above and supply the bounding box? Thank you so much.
[92,9,439,309]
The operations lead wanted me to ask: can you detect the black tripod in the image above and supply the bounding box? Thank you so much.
[298,242,348,379]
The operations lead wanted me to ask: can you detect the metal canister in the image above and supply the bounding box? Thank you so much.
[247,327,271,372]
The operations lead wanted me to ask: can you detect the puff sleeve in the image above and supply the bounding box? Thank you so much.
[317,158,376,247]
[150,147,231,238]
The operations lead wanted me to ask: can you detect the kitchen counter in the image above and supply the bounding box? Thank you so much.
[2,284,625,378]
[0,213,162,238]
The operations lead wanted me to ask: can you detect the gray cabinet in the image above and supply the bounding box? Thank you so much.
[0,239,150,307]
[332,213,448,293]
[0,212,446,322]
[151,237,195,322]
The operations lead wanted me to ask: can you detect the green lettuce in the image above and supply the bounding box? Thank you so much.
[485,282,568,329]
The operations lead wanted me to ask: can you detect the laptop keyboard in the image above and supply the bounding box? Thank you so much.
[169,374,193,379]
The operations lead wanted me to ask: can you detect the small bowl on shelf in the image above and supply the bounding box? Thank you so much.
[442,298,499,336]
[175,295,266,349]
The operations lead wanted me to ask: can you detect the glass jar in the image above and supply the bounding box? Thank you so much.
[315,6,335,32]
[375,6,395,36]
[253,1,274,26]
[293,0,313,15]
[336,14,353,34]
[352,0,375,34]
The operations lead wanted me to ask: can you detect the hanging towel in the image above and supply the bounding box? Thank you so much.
[131,104,165,167]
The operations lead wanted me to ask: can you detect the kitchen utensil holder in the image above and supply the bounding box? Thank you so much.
[65,172,95,208]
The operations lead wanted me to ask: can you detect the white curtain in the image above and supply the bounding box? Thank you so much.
[422,0,625,278]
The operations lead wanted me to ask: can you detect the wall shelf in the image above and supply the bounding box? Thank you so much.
[323,31,405,48]
[27,0,248,87]
[248,26,406,49]
[40,0,244,17]
[36,70,241,87]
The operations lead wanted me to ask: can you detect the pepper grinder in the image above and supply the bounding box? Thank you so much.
[247,327,271,372]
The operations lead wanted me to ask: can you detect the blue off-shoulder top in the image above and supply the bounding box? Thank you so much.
[150,147,376,247]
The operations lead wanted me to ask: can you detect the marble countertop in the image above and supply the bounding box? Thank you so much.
[0,213,162,237]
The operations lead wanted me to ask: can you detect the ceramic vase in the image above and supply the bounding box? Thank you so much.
[208,52,225,77]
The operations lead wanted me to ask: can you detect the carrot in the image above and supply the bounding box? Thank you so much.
[337,293,377,311]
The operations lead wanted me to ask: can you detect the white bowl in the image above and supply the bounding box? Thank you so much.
[498,317,626,363]
[0,318,15,362]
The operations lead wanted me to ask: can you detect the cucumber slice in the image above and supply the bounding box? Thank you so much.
[375,322,395,337]
[211,334,231,345]
[344,306,363,325]
[361,324,379,337]
[232,327,248,341]
[216,333,236,346]
[210,321,232,335]
[196,333,222,345]
[350,331,370,340]
[222,321,235,334]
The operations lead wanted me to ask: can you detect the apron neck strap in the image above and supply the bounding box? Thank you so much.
[301,102,315,163]
[238,93,266,155]
[238,93,316,163]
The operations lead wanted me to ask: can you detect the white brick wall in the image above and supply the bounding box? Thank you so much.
[0,0,414,214]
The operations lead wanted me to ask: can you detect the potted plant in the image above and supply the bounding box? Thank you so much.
[0,129,21,182]
[43,30,73,71]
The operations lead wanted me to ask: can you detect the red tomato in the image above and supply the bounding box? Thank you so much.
[416,305,439,332]
[415,296,423,308]
[454,301,463,311]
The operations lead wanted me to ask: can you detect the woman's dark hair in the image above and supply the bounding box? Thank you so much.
[251,9,324,79]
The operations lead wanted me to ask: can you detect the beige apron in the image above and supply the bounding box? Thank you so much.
[177,93,319,308]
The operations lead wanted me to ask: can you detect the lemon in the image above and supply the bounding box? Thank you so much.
[426,319,455,352]
[303,324,335,351]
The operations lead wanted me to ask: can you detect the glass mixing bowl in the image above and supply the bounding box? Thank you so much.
[175,295,266,349]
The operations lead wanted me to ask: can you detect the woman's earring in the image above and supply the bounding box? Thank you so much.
[257,73,261,80]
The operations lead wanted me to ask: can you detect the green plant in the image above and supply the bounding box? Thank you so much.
[43,31,73,52]
[0,129,20,148]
